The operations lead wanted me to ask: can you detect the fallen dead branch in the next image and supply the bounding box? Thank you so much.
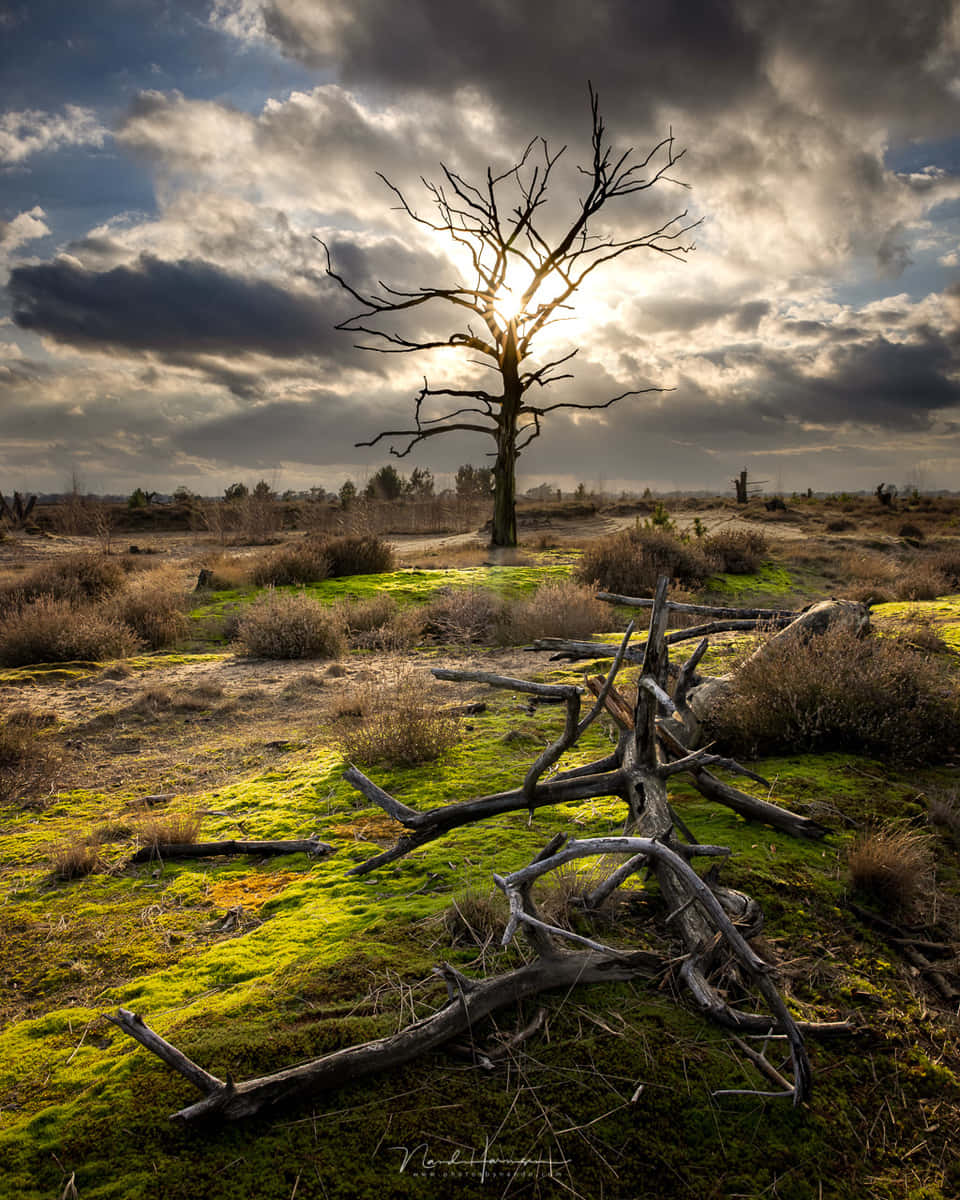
[129,835,333,863]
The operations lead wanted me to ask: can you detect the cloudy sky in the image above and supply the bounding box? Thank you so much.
[2,0,960,498]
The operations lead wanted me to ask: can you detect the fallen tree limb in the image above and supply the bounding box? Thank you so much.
[596,592,800,620]
[130,835,334,863]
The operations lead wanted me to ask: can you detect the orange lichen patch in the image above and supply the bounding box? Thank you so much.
[329,814,404,842]
[206,871,298,910]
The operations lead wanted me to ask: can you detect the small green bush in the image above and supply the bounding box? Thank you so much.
[713,625,960,764]
[234,590,346,659]
[0,597,142,666]
[576,527,713,594]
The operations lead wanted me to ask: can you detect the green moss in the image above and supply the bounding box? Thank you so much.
[699,561,794,601]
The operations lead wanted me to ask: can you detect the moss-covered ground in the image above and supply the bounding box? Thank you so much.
[1,555,959,1199]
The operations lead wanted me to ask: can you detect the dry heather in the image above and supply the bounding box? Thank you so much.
[234,590,346,660]
[426,586,503,644]
[497,579,610,643]
[251,533,394,586]
[0,596,142,666]
[337,595,424,651]
[713,625,960,764]
[576,527,715,594]
[338,669,460,766]
[111,566,190,649]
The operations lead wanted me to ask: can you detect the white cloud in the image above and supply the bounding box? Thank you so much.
[0,105,106,165]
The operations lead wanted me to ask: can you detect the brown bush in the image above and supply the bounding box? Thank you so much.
[112,567,189,649]
[426,586,504,644]
[0,596,142,666]
[339,669,460,766]
[496,580,611,643]
[847,826,933,912]
[701,529,768,574]
[576,527,713,594]
[234,590,346,660]
[712,625,960,764]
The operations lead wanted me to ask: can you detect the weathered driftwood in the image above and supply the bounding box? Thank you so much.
[596,592,799,620]
[130,835,334,863]
[110,575,851,1119]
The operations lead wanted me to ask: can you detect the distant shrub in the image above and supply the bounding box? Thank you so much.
[234,590,346,659]
[702,529,767,574]
[0,597,142,666]
[112,568,189,649]
[339,670,460,766]
[713,625,960,764]
[497,580,610,643]
[898,522,924,541]
[931,549,960,588]
[426,586,503,644]
[847,826,933,912]
[251,541,331,587]
[576,527,713,595]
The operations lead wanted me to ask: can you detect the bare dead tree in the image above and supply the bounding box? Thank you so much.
[319,84,699,546]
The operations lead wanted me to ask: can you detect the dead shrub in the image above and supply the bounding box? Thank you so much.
[0,596,142,666]
[50,841,100,880]
[234,590,346,660]
[135,810,202,851]
[112,567,189,649]
[339,669,460,766]
[847,826,933,912]
[701,529,768,574]
[496,580,610,643]
[426,586,503,644]
[899,522,925,542]
[928,790,960,837]
[930,549,960,588]
[712,625,960,764]
[576,527,713,594]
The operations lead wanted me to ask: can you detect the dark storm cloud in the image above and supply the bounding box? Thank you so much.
[8,253,350,361]
[633,296,771,334]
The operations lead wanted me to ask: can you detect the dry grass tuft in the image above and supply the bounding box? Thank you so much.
[339,668,460,766]
[443,886,508,947]
[135,810,202,851]
[701,528,768,573]
[50,841,100,880]
[0,711,59,804]
[847,826,934,912]
[234,590,346,660]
